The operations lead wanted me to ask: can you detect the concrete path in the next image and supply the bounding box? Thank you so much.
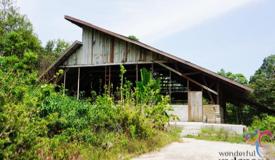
[133,138,269,160]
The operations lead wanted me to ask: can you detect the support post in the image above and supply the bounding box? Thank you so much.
[216,82,220,105]
[220,93,226,123]
[169,70,172,100]
[63,70,66,95]
[104,66,107,86]
[136,64,138,82]
[187,80,189,91]
[236,105,239,124]
[108,66,111,87]
[77,67,80,100]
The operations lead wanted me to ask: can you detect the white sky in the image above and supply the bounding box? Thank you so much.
[17,0,273,78]
[17,0,257,43]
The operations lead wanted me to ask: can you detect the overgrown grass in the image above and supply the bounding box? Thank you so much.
[80,127,181,160]
[186,128,244,143]
[35,127,180,160]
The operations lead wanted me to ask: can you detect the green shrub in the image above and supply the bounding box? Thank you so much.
[248,115,275,142]
[0,103,48,159]
[0,55,179,159]
[249,115,275,133]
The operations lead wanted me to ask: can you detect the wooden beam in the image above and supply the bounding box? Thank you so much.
[219,91,226,123]
[216,82,220,104]
[59,61,166,68]
[123,42,128,62]
[187,80,190,91]
[155,62,218,95]
[169,70,172,101]
[77,67,80,100]
[108,66,111,87]
[136,64,138,82]
[236,105,239,124]
[110,38,114,63]
[91,29,94,63]
[63,70,66,95]
[104,66,107,86]
[184,72,200,76]
[202,76,215,103]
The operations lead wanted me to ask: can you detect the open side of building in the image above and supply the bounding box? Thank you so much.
[40,16,261,124]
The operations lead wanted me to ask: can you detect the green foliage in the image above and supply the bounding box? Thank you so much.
[218,69,257,125]
[218,69,248,85]
[218,55,275,125]
[0,1,70,74]
[0,0,41,57]
[0,53,46,159]
[250,54,275,109]
[0,55,179,159]
[128,35,139,41]
[251,55,275,80]
[44,39,70,56]
[224,103,257,125]
[38,39,70,74]
[119,64,127,103]
[136,68,161,106]
[249,115,275,135]
[0,103,47,159]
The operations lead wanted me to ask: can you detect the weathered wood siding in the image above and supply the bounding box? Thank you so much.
[63,28,165,66]
[63,47,83,66]
[188,91,203,122]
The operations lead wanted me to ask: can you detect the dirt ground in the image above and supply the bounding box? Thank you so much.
[133,138,273,160]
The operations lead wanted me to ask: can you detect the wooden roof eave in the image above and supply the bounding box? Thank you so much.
[39,40,83,81]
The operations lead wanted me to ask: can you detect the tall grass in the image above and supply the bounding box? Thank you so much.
[187,128,243,143]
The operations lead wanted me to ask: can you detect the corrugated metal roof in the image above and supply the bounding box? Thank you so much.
[64,15,253,93]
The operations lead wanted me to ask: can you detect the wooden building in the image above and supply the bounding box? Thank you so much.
[40,16,255,123]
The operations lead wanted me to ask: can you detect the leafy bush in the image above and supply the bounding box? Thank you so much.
[249,115,275,135]
[0,54,179,159]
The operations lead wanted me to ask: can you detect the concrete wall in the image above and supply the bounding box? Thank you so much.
[171,104,223,123]
[171,105,188,122]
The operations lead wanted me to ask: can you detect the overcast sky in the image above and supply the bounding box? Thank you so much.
[17,0,275,78]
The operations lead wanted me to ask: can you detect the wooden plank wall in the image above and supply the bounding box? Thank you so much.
[64,28,163,66]
[188,91,203,122]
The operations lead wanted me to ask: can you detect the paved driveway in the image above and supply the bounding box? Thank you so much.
[133,138,270,160]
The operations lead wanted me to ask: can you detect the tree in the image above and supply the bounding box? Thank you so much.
[250,55,275,110]
[218,69,253,124]
[218,69,248,85]
[128,35,139,41]
[0,0,41,57]
[44,39,70,56]
[38,39,70,74]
